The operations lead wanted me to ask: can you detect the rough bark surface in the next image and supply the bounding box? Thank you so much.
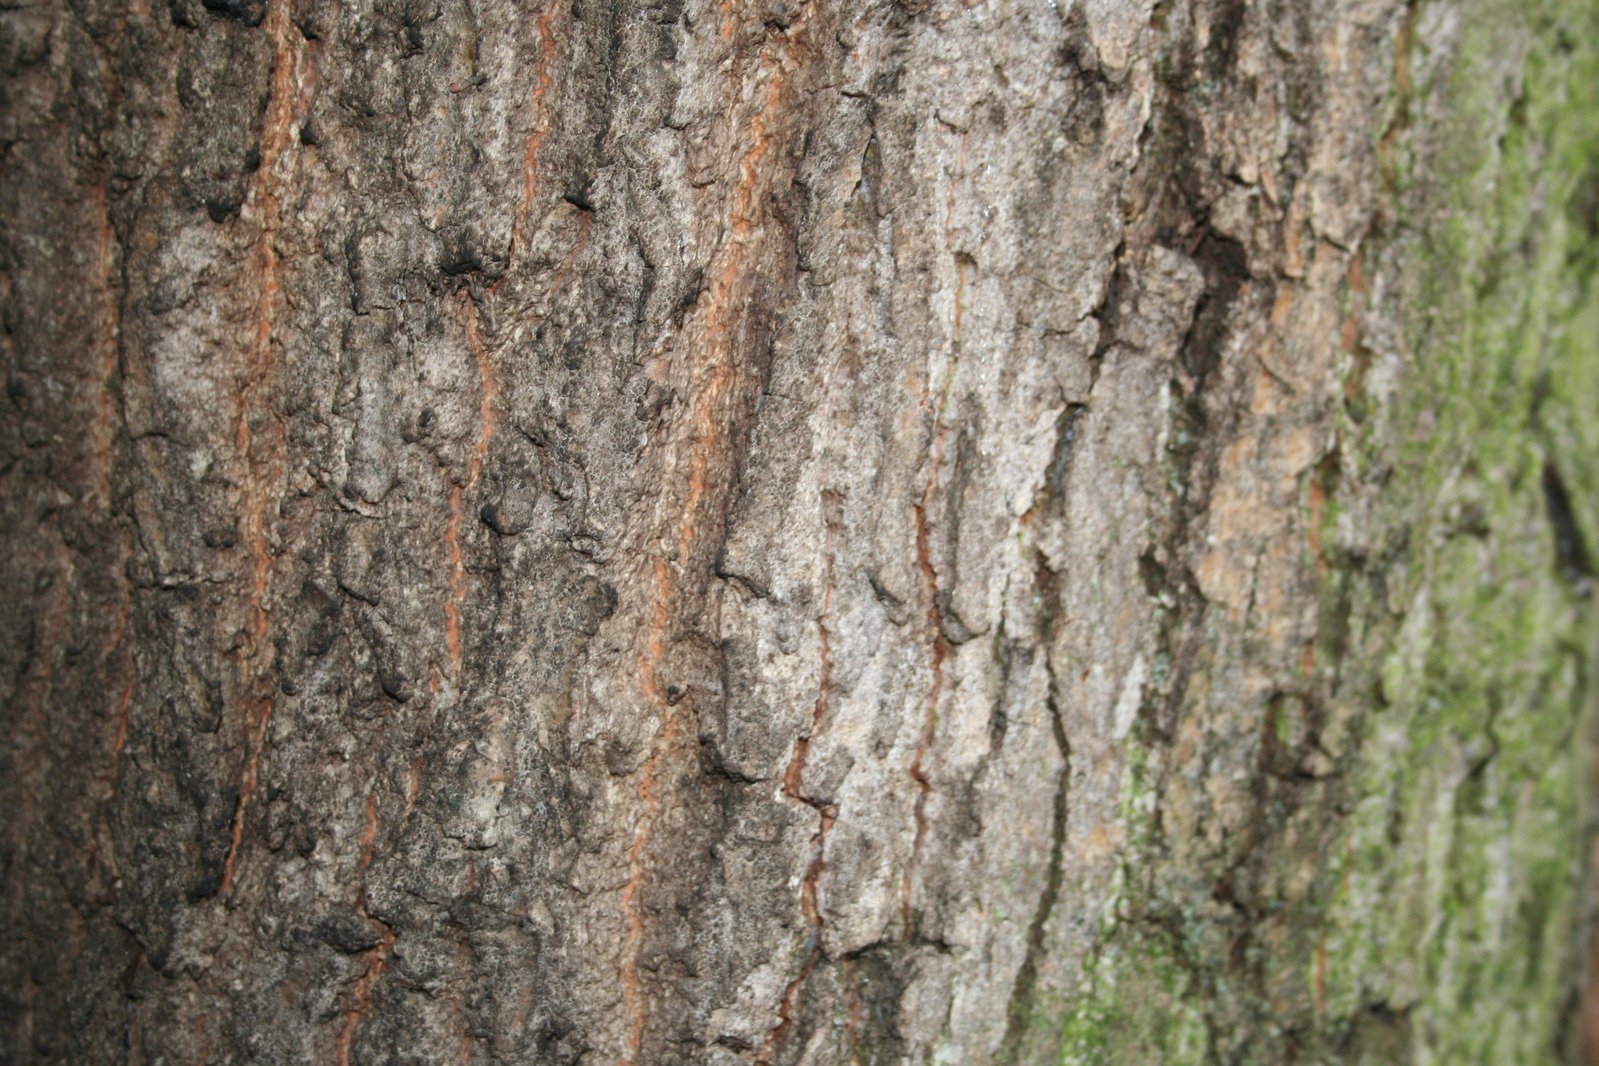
[2,0,1596,1062]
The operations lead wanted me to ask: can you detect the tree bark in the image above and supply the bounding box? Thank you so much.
[3,0,1597,1062]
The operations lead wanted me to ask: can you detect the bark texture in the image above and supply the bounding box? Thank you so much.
[2,0,1596,1062]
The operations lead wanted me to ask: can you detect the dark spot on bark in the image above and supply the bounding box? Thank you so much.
[476,501,508,533]
[1044,403,1089,501]
[203,527,239,549]
[1137,550,1167,597]
[866,571,909,625]
[1205,0,1247,79]
[442,249,484,277]
[379,670,411,702]
[855,132,882,218]
[1543,462,1593,592]
[205,196,241,224]
[200,0,266,28]
[314,912,386,954]
[1181,231,1249,385]
[203,678,225,733]
[564,173,595,212]
[933,591,975,645]
[301,580,343,658]
[569,577,617,635]
[297,120,318,147]
[713,549,769,600]
[403,406,437,443]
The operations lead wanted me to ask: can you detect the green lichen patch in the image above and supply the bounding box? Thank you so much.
[1317,0,1599,1061]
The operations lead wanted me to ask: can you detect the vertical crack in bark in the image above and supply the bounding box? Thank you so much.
[220,0,304,900]
[998,633,1069,1061]
[902,131,967,933]
[761,490,841,1062]
[619,14,812,1059]
[903,499,947,931]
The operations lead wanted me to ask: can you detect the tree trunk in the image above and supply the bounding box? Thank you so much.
[3,0,1597,1061]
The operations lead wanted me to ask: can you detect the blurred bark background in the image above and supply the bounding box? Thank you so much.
[2,0,1597,1061]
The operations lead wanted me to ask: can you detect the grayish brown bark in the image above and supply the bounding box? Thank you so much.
[2,0,1596,1062]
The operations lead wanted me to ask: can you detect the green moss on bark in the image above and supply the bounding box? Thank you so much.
[1318,1,1599,1061]
[1039,2,1599,1063]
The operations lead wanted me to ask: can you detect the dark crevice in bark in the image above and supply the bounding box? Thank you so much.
[901,120,969,946]
[998,553,1070,1063]
[1044,403,1089,502]
[762,490,840,1064]
[1544,461,1594,592]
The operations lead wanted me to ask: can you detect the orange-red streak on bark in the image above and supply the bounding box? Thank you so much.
[444,296,499,679]
[357,793,380,876]
[619,30,802,1061]
[221,0,303,900]
[108,672,136,794]
[337,793,395,1064]
[507,0,563,267]
[335,929,395,1066]
[440,1,558,676]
